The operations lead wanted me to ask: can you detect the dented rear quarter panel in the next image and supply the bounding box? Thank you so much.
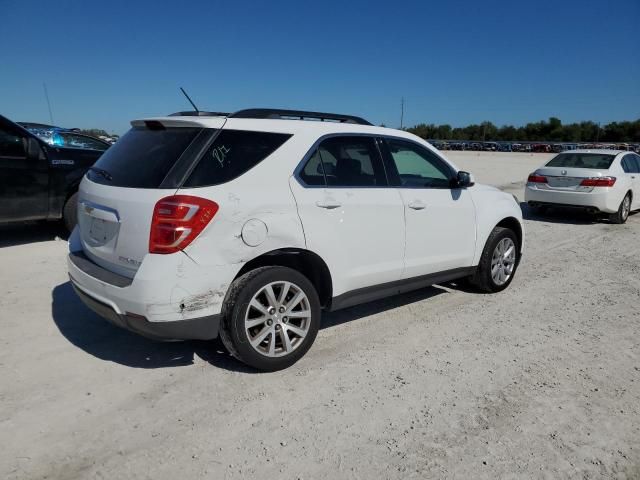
[176,132,311,304]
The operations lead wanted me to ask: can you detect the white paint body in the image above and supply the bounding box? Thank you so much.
[67,116,524,325]
[524,150,640,214]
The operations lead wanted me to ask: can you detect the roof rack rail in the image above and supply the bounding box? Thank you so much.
[229,108,372,126]
[169,111,229,117]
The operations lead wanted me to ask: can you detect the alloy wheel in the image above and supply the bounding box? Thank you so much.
[244,281,312,357]
[622,195,631,221]
[490,237,516,286]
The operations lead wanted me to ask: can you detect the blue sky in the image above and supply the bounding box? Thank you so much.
[2,0,639,134]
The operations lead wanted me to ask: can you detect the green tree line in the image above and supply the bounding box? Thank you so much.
[78,128,118,139]
[406,118,640,143]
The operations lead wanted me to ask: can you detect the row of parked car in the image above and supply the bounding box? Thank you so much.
[431,140,640,153]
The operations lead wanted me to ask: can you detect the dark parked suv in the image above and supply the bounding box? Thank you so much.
[0,114,109,230]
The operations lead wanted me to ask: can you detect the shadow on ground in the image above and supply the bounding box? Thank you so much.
[0,222,68,248]
[52,281,448,372]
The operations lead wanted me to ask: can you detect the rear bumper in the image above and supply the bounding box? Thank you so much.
[524,185,619,213]
[66,232,230,340]
[70,280,220,340]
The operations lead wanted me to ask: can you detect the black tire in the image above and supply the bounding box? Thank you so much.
[469,226,520,293]
[63,192,79,232]
[609,193,631,224]
[219,266,321,371]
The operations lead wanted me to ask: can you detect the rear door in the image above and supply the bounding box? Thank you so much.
[76,123,215,277]
[290,135,405,296]
[0,116,49,221]
[380,137,476,278]
[622,154,640,209]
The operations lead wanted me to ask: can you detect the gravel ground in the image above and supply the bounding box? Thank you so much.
[1,152,639,479]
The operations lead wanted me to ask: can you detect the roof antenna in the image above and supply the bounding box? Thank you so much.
[43,82,55,125]
[180,87,199,113]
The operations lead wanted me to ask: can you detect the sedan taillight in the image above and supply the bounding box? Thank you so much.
[579,177,616,187]
[527,174,548,183]
[149,195,219,254]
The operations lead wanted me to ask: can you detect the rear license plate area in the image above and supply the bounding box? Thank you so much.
[89,218,109,242]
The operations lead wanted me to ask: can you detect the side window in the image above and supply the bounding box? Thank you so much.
[621,156,632,173]
[629,154,640,173]
[318,136,386,187]
[184,130,292,187]
[298,150,326,186]
[0,127,27,159]
[385,138,453,188]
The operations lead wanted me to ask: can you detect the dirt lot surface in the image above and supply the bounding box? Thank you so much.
[1,152,639,479]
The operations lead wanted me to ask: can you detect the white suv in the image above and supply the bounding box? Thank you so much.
[67,109,524,371]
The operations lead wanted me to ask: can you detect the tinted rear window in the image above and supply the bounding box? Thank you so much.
[546,153,614,169]
[87,126,201,188]
[183,130,291,187]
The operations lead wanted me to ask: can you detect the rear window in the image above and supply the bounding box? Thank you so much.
[183,130,291,187]
[87,126,201,188]
[546,153,614,169]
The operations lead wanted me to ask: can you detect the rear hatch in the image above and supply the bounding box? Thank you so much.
[77,118,223,277]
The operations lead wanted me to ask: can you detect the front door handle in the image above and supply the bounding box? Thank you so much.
[408,200,427,210]
[316,200,342,209]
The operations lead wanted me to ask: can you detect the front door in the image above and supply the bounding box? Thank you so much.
[380,137,476,279]
[290,135,405,297]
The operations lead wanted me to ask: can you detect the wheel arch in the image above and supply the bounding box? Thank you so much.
[495,216,523,251]
[234,248,333,308]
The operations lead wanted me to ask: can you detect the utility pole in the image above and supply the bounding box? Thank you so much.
[43,83,54,125]
[400,97,404,129]
[482,122,487,142]
[595,122,601,143]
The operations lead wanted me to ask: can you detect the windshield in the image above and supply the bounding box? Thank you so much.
[86,126,202,188]
[545,153,615,170]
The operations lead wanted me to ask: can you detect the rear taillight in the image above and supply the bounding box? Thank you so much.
[580,177,616,187]
[149,195,219,254]
[527,174,547,183]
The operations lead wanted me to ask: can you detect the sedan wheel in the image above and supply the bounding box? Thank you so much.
[622,195,631,221]
[610,194,631,224]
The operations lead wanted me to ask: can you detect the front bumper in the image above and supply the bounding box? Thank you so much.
[67,249,222,341]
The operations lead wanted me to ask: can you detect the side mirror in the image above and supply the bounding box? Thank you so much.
[454,171,475,188]
[26,137,44,160]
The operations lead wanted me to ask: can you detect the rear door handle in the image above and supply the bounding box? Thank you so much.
[408,200,427,210]
[316,200,342,209]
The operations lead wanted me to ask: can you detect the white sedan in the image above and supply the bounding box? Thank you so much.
[525,150,640,223]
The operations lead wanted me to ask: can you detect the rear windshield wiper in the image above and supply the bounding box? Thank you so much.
[89,167,113,181]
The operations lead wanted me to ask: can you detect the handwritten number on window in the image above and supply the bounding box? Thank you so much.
[212,145,231,167]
